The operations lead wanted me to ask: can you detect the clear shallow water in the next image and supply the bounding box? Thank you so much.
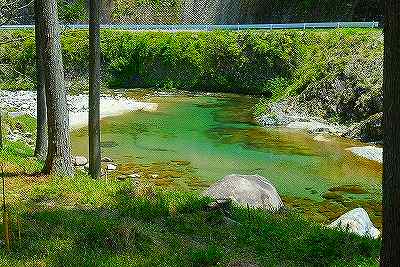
[71,93,382,200]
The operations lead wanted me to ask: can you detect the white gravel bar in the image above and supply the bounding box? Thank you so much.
[346,146,383,163]
[0,90,158,129]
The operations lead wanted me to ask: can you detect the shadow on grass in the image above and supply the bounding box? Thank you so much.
[0,187,381,267]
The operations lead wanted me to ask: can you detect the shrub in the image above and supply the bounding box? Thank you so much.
[0,29,382,98]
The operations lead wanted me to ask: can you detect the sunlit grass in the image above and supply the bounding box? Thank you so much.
[0,116,381,266]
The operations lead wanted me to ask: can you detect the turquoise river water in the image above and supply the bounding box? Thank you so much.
[71,92,382,201]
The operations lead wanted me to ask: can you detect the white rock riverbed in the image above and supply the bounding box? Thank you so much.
[258,112,383,164]
[346,146,383,163]
[0,90,158,129]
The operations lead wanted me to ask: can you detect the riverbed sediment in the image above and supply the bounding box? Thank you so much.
[0,90,158,129]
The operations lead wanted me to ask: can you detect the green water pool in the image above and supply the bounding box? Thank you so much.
[71,92,382,201]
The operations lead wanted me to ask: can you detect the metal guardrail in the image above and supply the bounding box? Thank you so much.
[0,22,380,31]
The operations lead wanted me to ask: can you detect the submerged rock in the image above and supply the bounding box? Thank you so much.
[313,134,330,142]
[203,174,283,211]
[328,185,368,194]
[117,175,127,181]
[73,156,88,166]
[101,157,113,163]
[329,208,380,239]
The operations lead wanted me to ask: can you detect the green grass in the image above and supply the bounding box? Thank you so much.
[3,114,37,134]
[0,175,381,266]
[0,137,381,266]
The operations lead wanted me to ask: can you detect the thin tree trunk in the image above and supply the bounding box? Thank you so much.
[381,0,400,265]
[88,0,102,179]
[0,111,3,150]
[40,0,74,177]
[33,0,48,161]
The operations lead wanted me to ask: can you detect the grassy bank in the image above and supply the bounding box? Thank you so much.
[0,116,381,266]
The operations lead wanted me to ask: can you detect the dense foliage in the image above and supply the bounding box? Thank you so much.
[0,29,383,98]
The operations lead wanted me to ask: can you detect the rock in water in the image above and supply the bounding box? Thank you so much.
[203,174,283,211]
[106,164,117,171]
[329,208,380,239]
[73,156,88,166]
[101,157,113,163]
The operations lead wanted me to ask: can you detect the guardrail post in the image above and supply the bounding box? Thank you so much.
[303,23,306,30]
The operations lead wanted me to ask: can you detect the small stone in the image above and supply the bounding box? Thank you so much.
[23,132,33,138]
[329,208,380,239]
[151,174,159,178]
[101,157,113,163]
[8,134,20,141]
[77,166,85,171]
[313,134,330,142]
[129,173,141,178]
[21,103,29,110]
[117,175,127,181]
[106,164,117,171]
[206,199,231,211]
[73,156,88,166]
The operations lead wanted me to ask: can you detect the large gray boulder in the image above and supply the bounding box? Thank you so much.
[329,208,380,239]
[203,174,283,211]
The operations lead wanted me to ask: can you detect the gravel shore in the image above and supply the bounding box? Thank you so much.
[257,102,383,164]
[0,90,158,129]
[346,146,383,163]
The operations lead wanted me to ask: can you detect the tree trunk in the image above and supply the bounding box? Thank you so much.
[89,0,102,179]
[40,0,74,177]
[34,0,48,161]
[0,111,3,150]
[381,0,400,265]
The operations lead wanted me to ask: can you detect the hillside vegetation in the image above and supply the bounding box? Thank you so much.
[0,29,383,128]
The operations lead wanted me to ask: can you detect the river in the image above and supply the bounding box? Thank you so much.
[71,91,382,204]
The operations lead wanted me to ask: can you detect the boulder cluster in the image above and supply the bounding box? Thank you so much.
[204,174,380,239]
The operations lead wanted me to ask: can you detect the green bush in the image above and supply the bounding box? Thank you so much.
[58,0,88,23]
[0,29,382,97]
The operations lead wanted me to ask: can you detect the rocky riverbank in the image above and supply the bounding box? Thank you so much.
[0,90,158,129]
[257,101,383,164]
